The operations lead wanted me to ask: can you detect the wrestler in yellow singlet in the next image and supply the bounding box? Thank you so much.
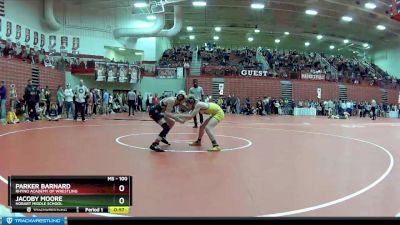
[200,102,225,123]
[167,96,224,151]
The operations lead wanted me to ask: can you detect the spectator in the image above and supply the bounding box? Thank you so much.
[137,92,143,112]
[46,103,61,121]
[0,80,6,122]
[39,88,47,115]
[103,90,110,115]
[87,89,94,117]
[6,108,19,124]
[371,99,377,120]
[73,79,89,122]
[57,86,64,116]
[64,83,74,119]
[9,84,17,112]
[44,86,51,114]
[24,79,39,121]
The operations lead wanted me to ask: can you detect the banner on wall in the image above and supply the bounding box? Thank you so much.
[95,62,106,82]
[40,34,45,47]
[33,32,38,46]
[157,68,177,78]
[301,73,326,81]
[219,83,224,96]
[16,25,21,40]
[6,21,11,37]
[49,35,56,52]
[398,91,400,104]
[129,65,139,84]
[118,64,128,83]
[25,28,30,43]
[177,67,184,79]
[61,36,68,48]
[107,63,117,82]
[317,88,322,99]
[72,37,80,50]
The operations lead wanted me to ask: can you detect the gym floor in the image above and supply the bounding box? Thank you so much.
[0,113,399,217]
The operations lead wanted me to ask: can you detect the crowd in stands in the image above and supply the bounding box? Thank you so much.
[212,94,399,119]
[153,46,398,89]
[159,46,192,68]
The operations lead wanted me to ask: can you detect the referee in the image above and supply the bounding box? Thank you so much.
[127,89,136,117]
[189,79,204,128]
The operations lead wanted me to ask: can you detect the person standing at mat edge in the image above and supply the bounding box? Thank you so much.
[127,89,136,117]
[189,79,204,128]
[74,80,89,122]
[371,99,377,120]
[0,80,6,122]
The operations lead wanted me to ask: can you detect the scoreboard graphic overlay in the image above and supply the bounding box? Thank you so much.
[8,176,132,214]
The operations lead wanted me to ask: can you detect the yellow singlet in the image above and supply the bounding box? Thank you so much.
[200,102,225,122]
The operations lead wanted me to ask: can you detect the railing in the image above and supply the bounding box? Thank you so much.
[316,53,338,81]
[256,48,269,70]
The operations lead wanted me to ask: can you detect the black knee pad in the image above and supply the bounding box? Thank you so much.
[159,123,171,138]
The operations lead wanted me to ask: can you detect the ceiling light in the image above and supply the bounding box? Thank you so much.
[343,39,349,44]
[146,15,156,20]
[353,51,356,53]
[186,26,193,31]
[305,42,310,46]
[251,3,265,9]
[275,39,280,43]
[215,27,221,32]
[134,1,148,8]
[330,45,335,50]
[377,25,386,30]
[363,43,369,48]
[317,35,323,40]
[213,36,219,40]
[305,9,318,15]
[192,1,207,7]
[284,32,290,35]
[254,29,260,33]
[365,2,377,9]
[248,37,254,42]
[119,48,126,51]
[135,52,143,55]
[189,35,195,40]
[341,16,353,22]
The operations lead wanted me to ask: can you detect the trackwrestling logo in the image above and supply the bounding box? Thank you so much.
[2,217,64,225]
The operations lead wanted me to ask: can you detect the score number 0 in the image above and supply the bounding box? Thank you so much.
[118,184,125,205]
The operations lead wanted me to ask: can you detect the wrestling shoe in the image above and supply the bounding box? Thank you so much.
[150,144,164,152]
[207,145,222,152]
[161,138,171,145]
[189,140,202,146]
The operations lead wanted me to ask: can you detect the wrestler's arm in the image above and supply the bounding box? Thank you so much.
[175,102,205,120]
